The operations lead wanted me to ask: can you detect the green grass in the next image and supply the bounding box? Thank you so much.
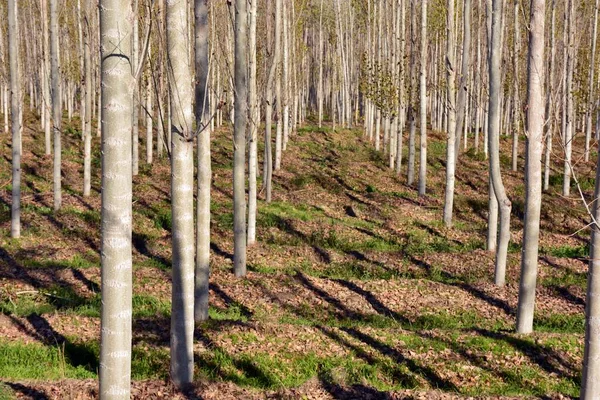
[541,244,589,259]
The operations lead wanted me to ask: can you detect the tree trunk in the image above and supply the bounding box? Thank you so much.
[247,0,259,245]
[417,0,427,196]
[407,0,417,185]
[581,130,600,400]
[563,0,574,197]
[83,5,92,198]
[132,0,140,176]
[50,0,61,211]
[264,0,282,203]
[516,0,546,335]
[98,0,134,397]
[194,0,211,323]
[8,0,20,238]
[543,0,556,191]
[167,0,195,387]
[443,0,457,226]
[318,0,324,128]
[233,0,248,277]
[585,0,599,163]
[489,0,512,286]
[454,0,472,156]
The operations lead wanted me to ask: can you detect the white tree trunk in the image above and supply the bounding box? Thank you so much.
[98,0,134,397]
[516,0,546,335]
[417,0,427,196]
[233,0,248,276]
[8,0,20,238]
[247,0,259,245]
[50,0,61,211]
[194,0,211,322]
[443,0,457,226]
[167,0,195,387]
[489,0,512,286]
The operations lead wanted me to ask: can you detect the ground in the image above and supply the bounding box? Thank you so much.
[0,112,595,399]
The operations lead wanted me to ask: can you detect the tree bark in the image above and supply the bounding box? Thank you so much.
[247,0,259,245]
[443,0,457,226]
[516,0,546,335]
[98,0,134,397]
[8,0,20,238]
[50,0,61,211]
[167,0,195,387]
[194,0,211,322]
[417,0,427,196]
[233,0,248,277]
[83,5,92,197]
[489,0,512,286]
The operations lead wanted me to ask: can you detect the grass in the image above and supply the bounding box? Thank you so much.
[0,119,590,398]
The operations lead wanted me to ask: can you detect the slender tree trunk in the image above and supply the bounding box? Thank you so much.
[194,0,211,323]
[395,0,406,175]
[489,0,511,286]
[563,0,574,196]
[544,1,556,191]
[83,7,92,198]
[417,0,427,196]
[50,0,61,211]
[585,0,599,163]
[247,0,259,245]
[98,0,133,397]
[454,0,472,155]
[167,0,195,387]
[407,0,417,185]
[132,0,139,176]
[8,0,20,238]
[511,0,521,173]
[581,132,600,400]
[318,0,324,128]
[264,0,282,203]
[443,0,457,226]
[233,0,248,277]
[516,0,546,334]
[146,45,153,164]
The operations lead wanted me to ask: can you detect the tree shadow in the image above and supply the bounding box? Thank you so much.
[210,283,253,319]
[332,279,409,323]
[3,382,49,400]
[473,328,579,383]
[341,327,458,391]
[194,329,278,389]
[133,232,171,269]
[4,313,98,374]
[408,255,515,316]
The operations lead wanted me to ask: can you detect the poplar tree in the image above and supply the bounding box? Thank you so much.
[98,0,134,397]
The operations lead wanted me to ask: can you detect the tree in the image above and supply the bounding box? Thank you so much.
[407,0,417,185]
[167,0,195,387]
[233,0,248,277]
[194,0,211,322]
[516,0,546,335]
[50,0,61,211]
[581,136,600,399]
[584,0,599,163]
[247,0,259,245]
[417,0,427,197]
[98,0,134,397]
[264,0,282,203]
[443,0,457,226]
[8,0,20,239]
[563,0,574,197]
[83,3,92,197]
[488,0,512,287]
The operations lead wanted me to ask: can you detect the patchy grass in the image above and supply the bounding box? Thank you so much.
[0,119,591,398]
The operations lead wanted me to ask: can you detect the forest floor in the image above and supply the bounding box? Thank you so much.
[0,112,596,399]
